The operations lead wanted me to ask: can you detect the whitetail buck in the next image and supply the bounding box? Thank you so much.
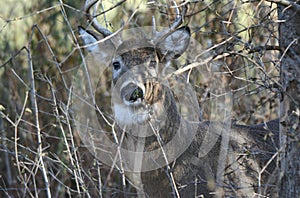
[78,0,279,197]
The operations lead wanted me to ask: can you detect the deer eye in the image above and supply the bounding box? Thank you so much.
[149,60,156,68]
[112,61,121,70]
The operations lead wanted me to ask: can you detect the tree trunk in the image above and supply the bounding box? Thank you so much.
[278,1,300,197]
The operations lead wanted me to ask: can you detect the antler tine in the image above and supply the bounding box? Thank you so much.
[84,0,112,37]
[152,2,187,44]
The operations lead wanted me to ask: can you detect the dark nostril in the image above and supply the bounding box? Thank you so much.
[121,83,144,103]
[129,87,144,102]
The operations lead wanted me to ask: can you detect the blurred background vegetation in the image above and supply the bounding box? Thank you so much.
[0,0,279,197]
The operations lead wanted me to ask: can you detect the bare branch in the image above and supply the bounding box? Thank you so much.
[265,0,300,12]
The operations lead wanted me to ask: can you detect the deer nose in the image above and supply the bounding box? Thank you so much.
[121,83,144,103]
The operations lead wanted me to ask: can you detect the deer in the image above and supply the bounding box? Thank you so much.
[77,0,280,197]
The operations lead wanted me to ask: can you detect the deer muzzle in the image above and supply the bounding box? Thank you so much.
[121,83,144,104]
[120,80,163,106]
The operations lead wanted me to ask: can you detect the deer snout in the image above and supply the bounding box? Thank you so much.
[120,80,163,106]
[120,83,144,104]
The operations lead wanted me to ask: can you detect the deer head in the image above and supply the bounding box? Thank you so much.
[78,0,191,129]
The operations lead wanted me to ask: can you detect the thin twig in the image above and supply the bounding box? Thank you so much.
[27,29,51,197]
[12,90,35,197]
[47,77,82,196]
[0,117,12,186]
[148,122,180,198]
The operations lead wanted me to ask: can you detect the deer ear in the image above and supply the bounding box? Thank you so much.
[78,26,101,53]
[158,26,190,61]
[78,26,115,62]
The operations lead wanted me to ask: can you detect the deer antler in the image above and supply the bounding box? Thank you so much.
[151,1,187,44]
[84,0,112,37]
